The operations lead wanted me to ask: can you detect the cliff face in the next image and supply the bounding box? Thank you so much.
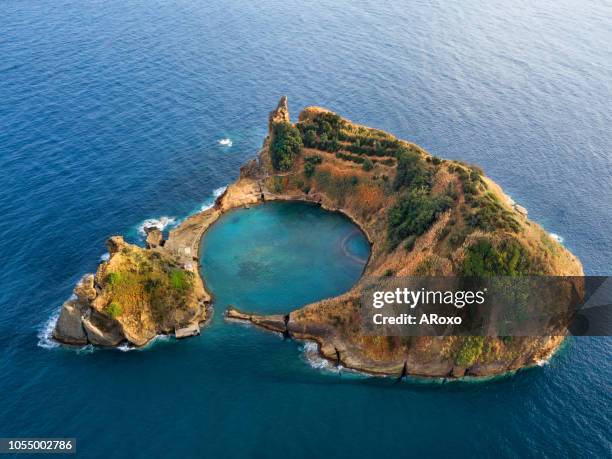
[54,235,208,347]
[226,97,583,378]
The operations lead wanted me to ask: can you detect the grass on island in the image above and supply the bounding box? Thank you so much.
[101,247,195,323]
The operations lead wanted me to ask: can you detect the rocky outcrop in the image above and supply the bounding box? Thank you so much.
[220,99,583,378]
[144,227,164,249]
[268,95,290,133]
[106,235,127,256]
[53,234,208,347]
[82,310,125,346]
[52,98,582,380]
[53,300,88,345]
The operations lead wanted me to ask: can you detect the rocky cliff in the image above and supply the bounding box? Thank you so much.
[54,234,208,346]
[54,97,583,379]
[224,97,583,378]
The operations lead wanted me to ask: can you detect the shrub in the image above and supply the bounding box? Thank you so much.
[270,122,303,171]
[336,152,365,164]
[105,301,123,319]
[304,129,317,147]
[304,161,315,178]
[461,238,530,276]
[362,158,374,171]
[403,235,417,251]
[387,188,453,249]
[106,272,123,286]
[304,155,322,165]
[455,337,485,366]
[393,148,430,191]
[465,193,520,233]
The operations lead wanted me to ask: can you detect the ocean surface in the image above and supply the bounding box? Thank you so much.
[0,0,611,457]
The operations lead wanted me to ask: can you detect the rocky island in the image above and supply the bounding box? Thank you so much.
[54,97,582,378]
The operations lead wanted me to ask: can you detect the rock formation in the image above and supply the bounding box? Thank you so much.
[221,97,583,377]
[53,97,583,379]
[53,236,208,347]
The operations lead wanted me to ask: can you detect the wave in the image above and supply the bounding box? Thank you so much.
[118,334,172,352]
[218,138,232,147]
[100,252,110,262]
[550,233,564,244]
[199,185,227,211]
[301,341,342,373]
[37,309,61,349]
[137,216,177,237]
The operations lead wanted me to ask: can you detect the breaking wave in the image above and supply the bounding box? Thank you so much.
[199,185,227,211]
[301,341,342,373]
[218,138,232,147]
[137,216,177,237]
[550,233,564,244]
[37,309,61,349]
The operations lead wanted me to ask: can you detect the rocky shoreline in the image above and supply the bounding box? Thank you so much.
[52,97,582,379]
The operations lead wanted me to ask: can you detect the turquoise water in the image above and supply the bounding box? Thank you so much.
[0,0,611,457]
[200,201,370,316]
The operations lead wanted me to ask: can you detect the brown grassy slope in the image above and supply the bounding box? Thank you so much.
[256,105,582,377]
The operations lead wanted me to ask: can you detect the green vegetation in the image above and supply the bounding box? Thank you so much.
[170,269,191,290]
[298,112,343,151]
[362,158,374,171]
[102,246,197,324]
[403,235,417,251]
[465,192,521,233]
[393,148,431,191]
[335,152,366,164]
[297,112,401,157]
[270,122,303,171]
[303,155,322,178]
[105,301,123,319]
[455,336,485,366]
[387,188,452,249]
[461,238,531,276]
[106,272,124,286]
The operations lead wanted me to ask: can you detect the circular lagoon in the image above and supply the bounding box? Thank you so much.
[200,201,370,315]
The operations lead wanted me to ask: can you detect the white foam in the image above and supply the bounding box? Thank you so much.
[37,309,61,349]
[199,186,227,211]
[218,138,233,147]
[301,341,341,372]
[118,334,171,352]
[137,216,177,237]
[100,252,110,262]
[550,233,564,244]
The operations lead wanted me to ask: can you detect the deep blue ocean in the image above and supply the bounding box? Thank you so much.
[0,0,611,457]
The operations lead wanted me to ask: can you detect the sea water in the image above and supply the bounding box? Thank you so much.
[0,0,610,457]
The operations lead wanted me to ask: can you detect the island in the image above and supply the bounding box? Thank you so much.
[53,97,583,378]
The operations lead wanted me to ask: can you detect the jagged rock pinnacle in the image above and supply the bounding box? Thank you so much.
[268,96,290,134]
